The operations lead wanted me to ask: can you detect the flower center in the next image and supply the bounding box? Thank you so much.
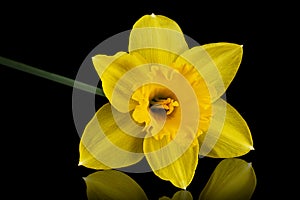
[131,84,180,133]
[150,97,179,115]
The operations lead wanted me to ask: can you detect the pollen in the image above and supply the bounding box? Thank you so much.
[150,97,179,115]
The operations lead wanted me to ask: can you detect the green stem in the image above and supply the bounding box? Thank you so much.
[0,56,105,96]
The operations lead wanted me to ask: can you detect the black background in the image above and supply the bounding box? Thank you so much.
[0,1,286,199]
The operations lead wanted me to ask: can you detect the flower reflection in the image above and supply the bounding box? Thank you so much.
[159,191,193,200]
[83,158,256,200]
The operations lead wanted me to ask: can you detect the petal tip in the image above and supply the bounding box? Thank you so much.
[151,13,156,17]
[249,146,255,150]
[91,56,98,64]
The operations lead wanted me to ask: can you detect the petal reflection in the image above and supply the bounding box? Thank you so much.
[160,190,193,200]
[199,158,256,200]
[84,170,148,200]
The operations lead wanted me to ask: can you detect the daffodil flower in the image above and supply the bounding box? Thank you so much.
[79,14,253,189]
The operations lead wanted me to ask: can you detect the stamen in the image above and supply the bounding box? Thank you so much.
[150,97,179,115]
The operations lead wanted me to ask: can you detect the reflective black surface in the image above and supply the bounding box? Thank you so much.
[0,1,284,199]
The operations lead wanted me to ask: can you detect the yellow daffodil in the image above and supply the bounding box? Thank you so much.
[79,14,253,189]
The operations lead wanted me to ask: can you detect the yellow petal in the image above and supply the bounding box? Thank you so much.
[175,43,242,102]
[144,135,199,189]
[173,46,223,103]
[199,158,256,200]
[199,98,253,158]
[84,170,148,200]
[92,52,147,112]
[79,103,144,169]
[79,140,110,170]
[202,42,243,99]
[129,14,188,65]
